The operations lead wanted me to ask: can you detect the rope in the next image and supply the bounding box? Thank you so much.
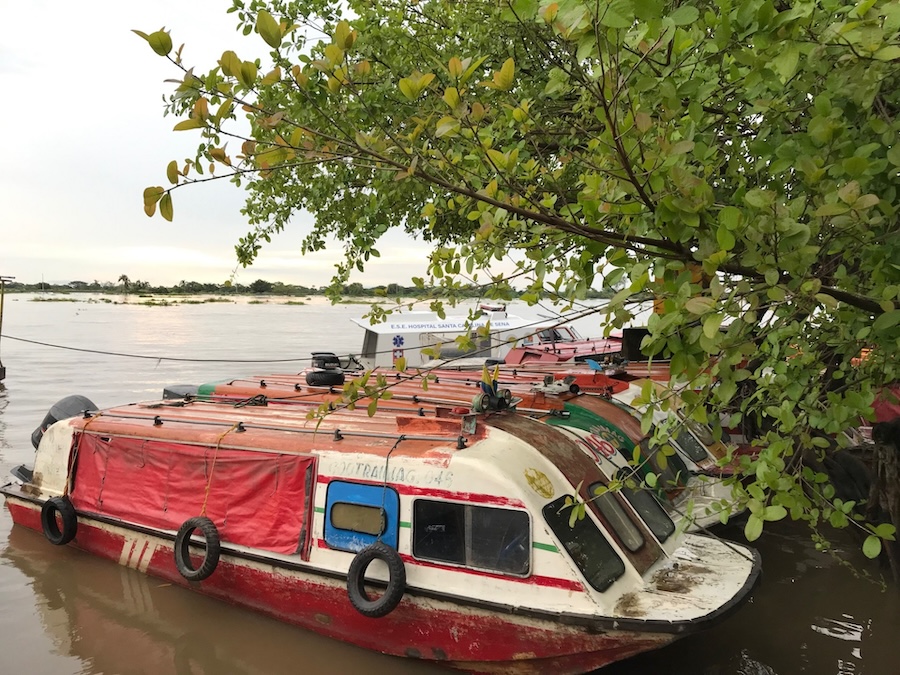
[0,334,308,363]
[64,412,102,497]
[378,435,406,542]
[200,421,241,516]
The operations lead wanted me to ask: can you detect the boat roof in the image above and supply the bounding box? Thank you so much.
[350,311,534,335]
[68,398,505,463]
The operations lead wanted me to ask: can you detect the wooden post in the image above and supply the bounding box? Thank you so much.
[0,275,13,381]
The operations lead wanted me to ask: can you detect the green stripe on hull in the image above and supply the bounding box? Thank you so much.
[532,541,559,553]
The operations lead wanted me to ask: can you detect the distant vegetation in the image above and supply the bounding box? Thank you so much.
[5,277,618,300]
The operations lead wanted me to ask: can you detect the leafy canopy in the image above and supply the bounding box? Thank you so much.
[137,0,900,556]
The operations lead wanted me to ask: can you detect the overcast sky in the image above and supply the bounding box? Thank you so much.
[0,1,433,287]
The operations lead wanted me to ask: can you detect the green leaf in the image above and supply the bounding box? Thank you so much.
[173,118,204,131]
[219,51,241,77]
[143,186,164,205]
[486,149,508,171]
[716,226,736,251]
[814,203,850,216]
[703,313,723,339]
[773,43,799,81]
[166,160,180,185]
[367,399,378,417]
[863,535,883,558]
[256,10,282,48]
[493,58,515,90]
[239,61,258,88]
[744,514,764,542]
[874,46,900,61]
[745,189,774,209]
[763,505,787,521]
[685,296,715,315]
[159,192,173,222]
[669,5,699,25]
[146,30,173,56]
[887,144,900,167]
[719,206,742,230]
[436,116,461,138]
[815,293,839,309]
[600,9,632,28]
[842,156,868,177]
[873,309,900,332]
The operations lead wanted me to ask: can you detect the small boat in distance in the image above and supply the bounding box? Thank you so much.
[351,304,622,369]
[4,390,760,674]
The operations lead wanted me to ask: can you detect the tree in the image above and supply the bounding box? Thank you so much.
[250,278,274,293]
[117,274,131,292]
[137,0,900,571]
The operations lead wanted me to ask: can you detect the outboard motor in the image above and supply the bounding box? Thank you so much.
[31,395,98,450]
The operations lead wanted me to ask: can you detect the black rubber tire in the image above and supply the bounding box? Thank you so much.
[347,541,406,618]
[41,496,77,546]
[306,370,346,387]
[174,516,221,582]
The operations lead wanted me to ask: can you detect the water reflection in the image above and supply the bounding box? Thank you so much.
[1,526,446,675]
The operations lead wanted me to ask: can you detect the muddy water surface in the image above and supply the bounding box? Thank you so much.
[0,294,896,674]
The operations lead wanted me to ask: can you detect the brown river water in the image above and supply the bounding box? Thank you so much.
[0,293,896,675]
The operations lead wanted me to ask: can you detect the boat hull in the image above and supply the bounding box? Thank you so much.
[5,495,678,674]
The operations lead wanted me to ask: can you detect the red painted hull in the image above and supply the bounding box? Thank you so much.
[5,498,675,674]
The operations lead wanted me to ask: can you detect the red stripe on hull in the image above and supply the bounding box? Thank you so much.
[5,499,674,674]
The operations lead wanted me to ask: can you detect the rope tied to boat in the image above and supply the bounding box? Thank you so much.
[378,435,406,542]
[64,411,103,497]
[200,421,242,517]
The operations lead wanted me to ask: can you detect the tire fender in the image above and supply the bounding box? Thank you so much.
[306,370,346,387]
[41,496,77,546]
[347,541,406,618]
[174,516,221,582]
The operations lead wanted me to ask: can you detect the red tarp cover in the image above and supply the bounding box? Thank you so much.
[70,434,314,555]
[873,385,900,423]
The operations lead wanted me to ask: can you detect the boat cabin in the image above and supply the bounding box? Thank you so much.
[351,308,536,368]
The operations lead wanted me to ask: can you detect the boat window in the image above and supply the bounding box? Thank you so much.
[419,332,493,360]
[640,438,685,489]
[331,503,385,536]
[413,500,530,575]
[685,418,716,446]
[324,481,400,552]
[674,427,709,462]
[543,496,625,592]
[588,483,645,552]
[615,470,675,542]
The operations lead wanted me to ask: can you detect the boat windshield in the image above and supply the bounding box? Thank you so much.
[674,427,709,462]
[614,469,676,542]
[588,483,645,552]
[543,496,625,592]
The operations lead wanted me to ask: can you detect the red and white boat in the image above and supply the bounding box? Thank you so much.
[4,391,760,674]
